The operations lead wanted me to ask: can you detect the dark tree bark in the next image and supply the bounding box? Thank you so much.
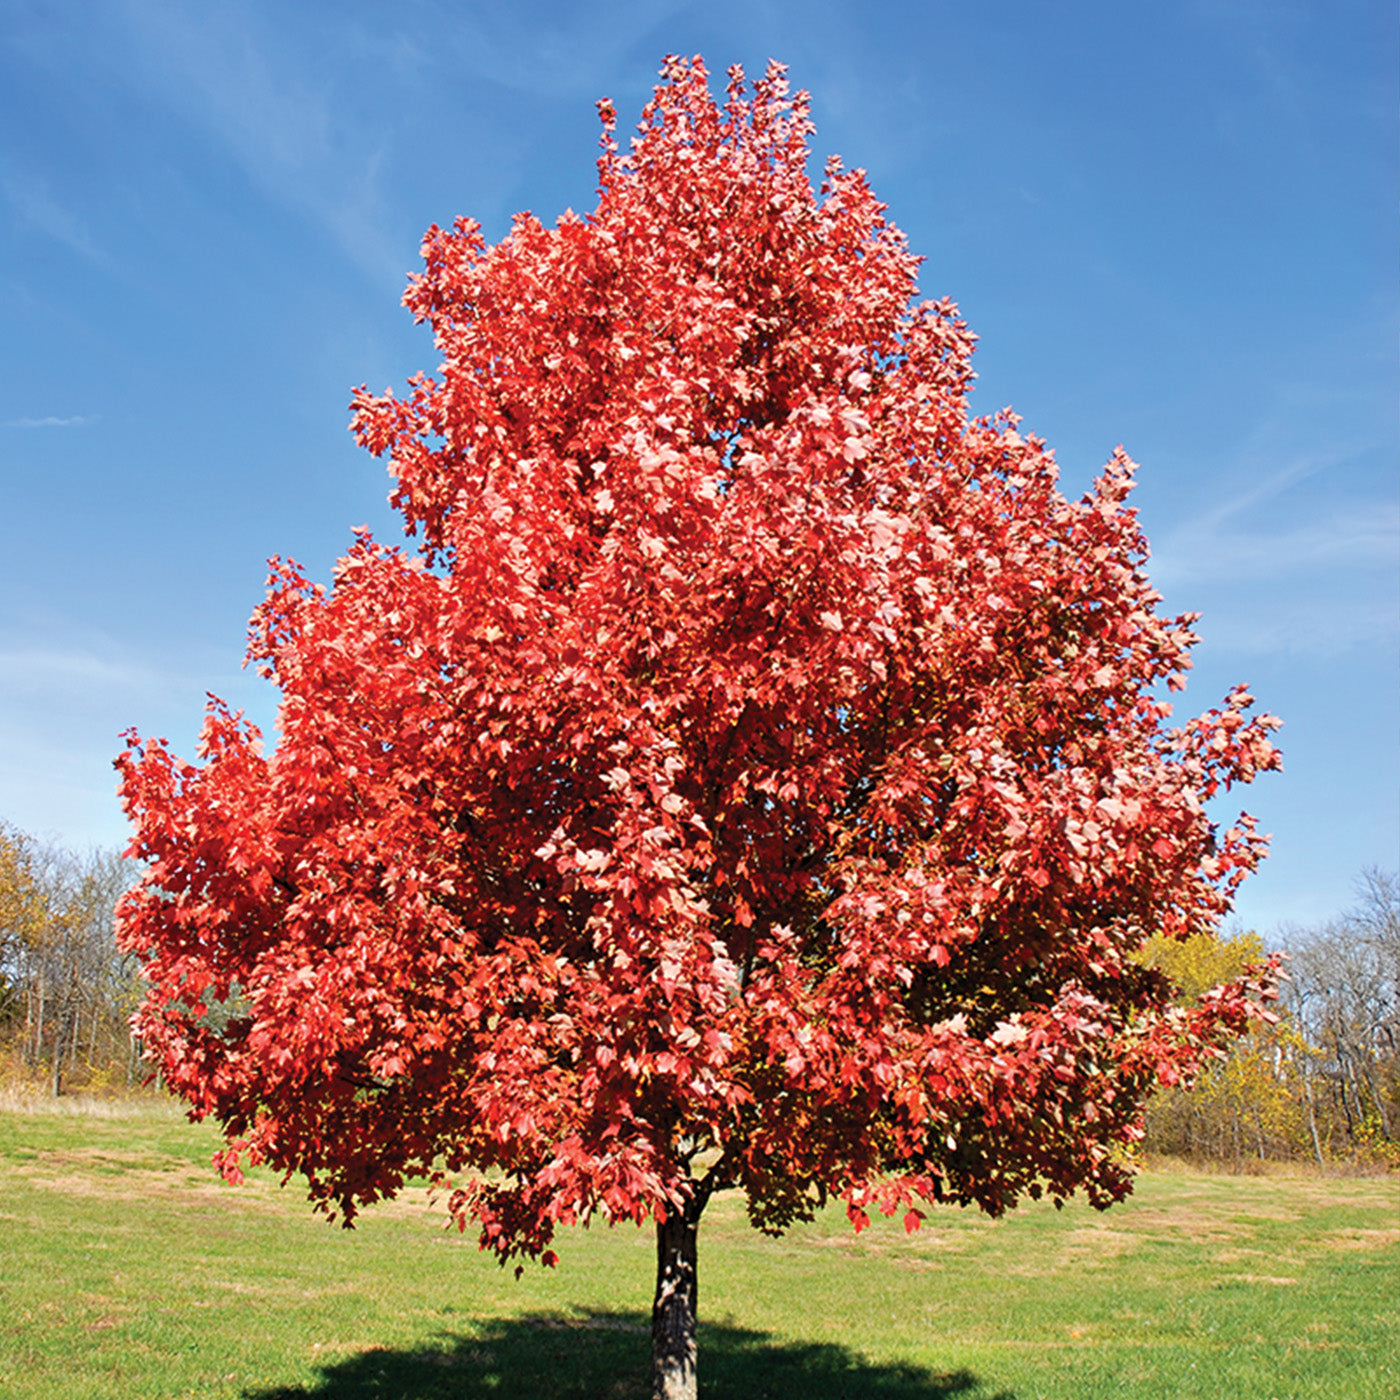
[651,1181,711,1400]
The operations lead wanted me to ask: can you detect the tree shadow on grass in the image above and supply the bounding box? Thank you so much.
[244,1310,1014,1400]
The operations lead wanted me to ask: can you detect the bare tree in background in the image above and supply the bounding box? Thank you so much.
[1,823,141,1094]
[1141,869,1399,1166]
[1282,868,1399,1155]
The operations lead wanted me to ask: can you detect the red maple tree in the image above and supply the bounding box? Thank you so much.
[117,57,1282,1400]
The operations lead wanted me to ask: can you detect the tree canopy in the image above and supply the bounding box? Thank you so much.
[117,56,1281,1400]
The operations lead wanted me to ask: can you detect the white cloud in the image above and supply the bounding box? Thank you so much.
[4,415,92,428]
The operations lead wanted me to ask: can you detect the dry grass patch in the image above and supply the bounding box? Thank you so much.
[1057,1224,1138,1262]
[0,1086,182,1118]
[11,1156,287,1212]
[1316,1227,1400,1251]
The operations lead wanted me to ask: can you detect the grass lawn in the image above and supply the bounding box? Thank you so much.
[0,1098,1395,1399]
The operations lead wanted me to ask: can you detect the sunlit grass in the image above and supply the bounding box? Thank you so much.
[0,1101,1395,1399]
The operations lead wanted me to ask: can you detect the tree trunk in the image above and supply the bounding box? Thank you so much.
[69,993,82,1073]
[50,1009,67,1097]
[652,1186,708,1400]
[1360,1063,1391,1138]
[1304,1075,1325,1166]
[32,976,44,1068]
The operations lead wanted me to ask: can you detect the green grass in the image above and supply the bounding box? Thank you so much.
[0,1101,1396,1399]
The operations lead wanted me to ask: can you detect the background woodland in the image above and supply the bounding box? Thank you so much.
[1,817,1394,1169]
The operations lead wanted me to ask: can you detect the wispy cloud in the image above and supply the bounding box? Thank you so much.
[0,644,170,851]
[4,414,93,428]
[109,0,406,283]
[104,0,693,281]
[1152,499,1398,588]
[1146,411,1398,659]
[1201,595,1399,659]
[0,645,160,697]
[1149,424,1398,588]
[0,169,108,265]
[393,3,691,99]
[1175,450,1328,535]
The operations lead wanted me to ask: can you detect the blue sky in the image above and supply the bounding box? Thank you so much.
[1,1,1395,935]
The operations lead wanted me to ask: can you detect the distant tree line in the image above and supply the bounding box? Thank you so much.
[1142,868,1399,1167]
[0,821,142,1094]
[2,809,1395,1158]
